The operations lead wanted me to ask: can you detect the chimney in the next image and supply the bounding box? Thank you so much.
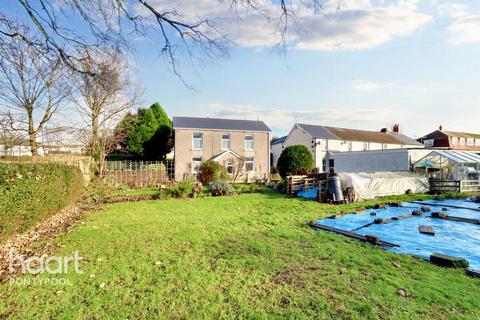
[439,125,443,131]
[380,128,388,133]
[393,124,400,133]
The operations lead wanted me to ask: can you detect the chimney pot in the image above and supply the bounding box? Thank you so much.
[380,128,388,133]
[439,125,443,131]
[393,124,400,133]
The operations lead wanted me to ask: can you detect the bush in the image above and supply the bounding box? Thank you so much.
[167,179,196,198]
[0,163,83,242]
[209,180,234,196]
[277,145,314,178]
[198,160,226,184]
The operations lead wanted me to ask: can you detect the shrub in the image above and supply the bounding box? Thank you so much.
[167,179,195,198]
[198,160,226,184]
[277,145,314,178]
[209,180,234,196]
[0,163,83,242]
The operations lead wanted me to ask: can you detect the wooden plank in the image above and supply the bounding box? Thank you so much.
[309,221,399,247]
[419,226,435,235]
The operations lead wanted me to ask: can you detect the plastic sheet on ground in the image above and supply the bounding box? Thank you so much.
[338,172,429,201]
[297,187,318,200]
[314,199,480,271]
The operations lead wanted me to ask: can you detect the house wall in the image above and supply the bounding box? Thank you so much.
[174,129,270,181]
[271,143,283,168]
[282,124,317,164]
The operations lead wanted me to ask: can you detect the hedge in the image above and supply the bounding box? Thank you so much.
[0,163,83,242]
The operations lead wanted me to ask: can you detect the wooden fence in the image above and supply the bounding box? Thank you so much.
[103,160,174,188]
[286,175,328,198]
[430,179,480,193]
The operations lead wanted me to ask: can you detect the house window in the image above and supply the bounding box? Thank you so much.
[460,137,466,146]
[192,157,202,174]
[424,139,434,147]
[328,159,335,169]
[226,161,234,174]
[451,137,458,145]
[192,133,203,150]
[467,138,475,146]
[363,142,369,151]
[245,157,254,172]
[348,142,353,152]
[322,158,327,172]
[245,135,254,150]
[476,139,480,146]
[221,133,230,150]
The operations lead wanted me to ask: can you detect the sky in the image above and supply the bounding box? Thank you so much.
[5,0,480,139]
[129,0,480,139]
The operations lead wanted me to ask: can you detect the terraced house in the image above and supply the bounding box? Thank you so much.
[172,117,271,182]
[418,126,480,152]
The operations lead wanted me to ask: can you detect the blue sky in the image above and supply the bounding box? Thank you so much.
[131,0,480,138]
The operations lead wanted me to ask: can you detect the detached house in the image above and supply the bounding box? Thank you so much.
[282,123,423,172]
[172,117,271,181]
[417,126,480,152]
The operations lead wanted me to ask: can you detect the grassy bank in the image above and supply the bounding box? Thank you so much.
[0,163,83,242]
[1,190,479,319]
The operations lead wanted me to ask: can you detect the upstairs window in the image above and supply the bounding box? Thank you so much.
[476,139,480,146]
[424,139,434,147]
[460,137,466,146]
[245,135,254,150]
[451,137,458,145]
[467,138,475,146]
[221,134,230,150]
[245,157,254,172]
[192,133,203,150]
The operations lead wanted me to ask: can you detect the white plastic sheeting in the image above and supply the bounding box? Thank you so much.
[338,172,429,201]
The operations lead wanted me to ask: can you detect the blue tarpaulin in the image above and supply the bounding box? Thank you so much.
[314,199,480,271]
[297,187,318,200]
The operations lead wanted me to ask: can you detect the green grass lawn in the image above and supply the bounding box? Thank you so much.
[1,190,479,319]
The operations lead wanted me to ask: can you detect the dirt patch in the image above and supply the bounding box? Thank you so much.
[0,204,90,283]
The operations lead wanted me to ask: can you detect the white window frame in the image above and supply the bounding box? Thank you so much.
[467,138,475,146]
[245,157,254,172]
[221,133,230,150]
[424,139,434,147]
[244,135,255,151]
[475,139,480,146]
[451,137,458,145]
[191,157,202,174]
[192,133,203,150]
[460,137,466,146]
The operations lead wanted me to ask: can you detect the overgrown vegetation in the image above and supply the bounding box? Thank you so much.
[198,160,227,184]
[277,144,314,178]
[1,191,479,319]
[0,163,83,242]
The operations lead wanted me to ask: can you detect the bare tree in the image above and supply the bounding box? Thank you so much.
[72,51,141,175]
[0,111,27,156]
[222,156,246,182]
[0,1,327,79]
[0,24,71,155]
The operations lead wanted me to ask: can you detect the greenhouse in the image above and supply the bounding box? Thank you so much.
[414,150,480,181]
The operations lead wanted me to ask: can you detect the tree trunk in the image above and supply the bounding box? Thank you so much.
[28,117,38,156]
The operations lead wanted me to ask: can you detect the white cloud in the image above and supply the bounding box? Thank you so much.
[351,80,426,92]
[295,4,432,51]
[437,3,469,18]
[448,15,480,44]
[142,0,432,51]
